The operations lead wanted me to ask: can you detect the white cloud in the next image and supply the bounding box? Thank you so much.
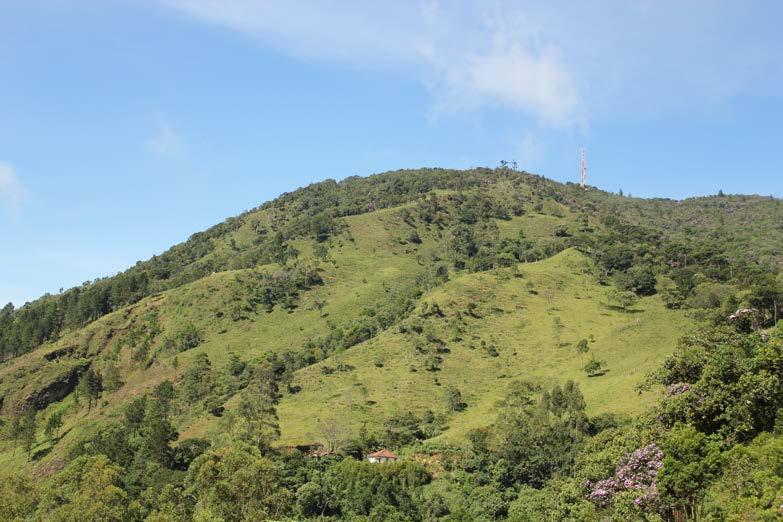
[147,122,185,158]
[161,0,583,127]
[162,1,781,126]
[0,164,28,217]
[431,44,580,126]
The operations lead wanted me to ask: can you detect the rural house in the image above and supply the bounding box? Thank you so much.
[366,448,399,463]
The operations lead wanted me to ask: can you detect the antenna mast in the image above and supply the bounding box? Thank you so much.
[580,147,587,188]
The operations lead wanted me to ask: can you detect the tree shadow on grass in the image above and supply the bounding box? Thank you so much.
[32,445,53,461]
[605,305,644,314]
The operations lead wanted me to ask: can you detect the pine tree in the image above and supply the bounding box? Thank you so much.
[19,409,37,461]
[8,415,22,456]
[78,369,103,411]
[140,398,178,467]
[44,409,64,440]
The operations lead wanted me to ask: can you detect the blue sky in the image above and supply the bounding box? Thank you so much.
[1,0,782,307]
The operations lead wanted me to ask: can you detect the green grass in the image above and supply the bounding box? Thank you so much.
[0,202,691,473]
[276,248,692,446]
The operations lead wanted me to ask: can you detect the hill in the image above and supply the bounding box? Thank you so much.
[0,167,781,521]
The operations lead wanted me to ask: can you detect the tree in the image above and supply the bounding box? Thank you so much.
[225,352,246,377]
[670,268,696,299]
[467,485,508,520]
[103,360,121,392]
[0,474,39,521]
[296,480,338,518]
[152,380,176,411]
[318,416,349,453]
[78,368,103,411]
[44,409,64,441]
[476,381,590,487]
[619,266,657,296]
[583,357,607,377]
[447,224,477,269]
[382,411,425,447]
[39,455,128,521]
[174,323,202,352]
[19,409,37,461]
[313,241,329,261]
[180,352,212,404]
[6,415,23,455]
[185,441,291,521]
[607,289,638,310]
[658,424,722,520]
[227,362,281,452]
[139,398,178,467]
[269,231,296,266]
[445,386,467,412]
[123,395,147,433]
[576,338,590,365]
[553,224,570,237]
[708,433,783,520]
[748,274,782,326]
[323,459,430,519]
[585,443,664,513]
[552,316,564,346]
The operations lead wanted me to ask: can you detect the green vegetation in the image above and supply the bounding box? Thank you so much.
[0,166,782,520]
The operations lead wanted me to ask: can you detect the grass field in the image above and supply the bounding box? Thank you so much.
[276,248,692,447]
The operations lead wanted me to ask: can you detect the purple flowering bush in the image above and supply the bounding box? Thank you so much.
[585,444,664,510]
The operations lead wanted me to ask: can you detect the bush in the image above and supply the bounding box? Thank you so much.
[584,358,607,377]
[445,387,467,412]
[167,323,202,352]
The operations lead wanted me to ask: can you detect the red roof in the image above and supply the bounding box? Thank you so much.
[367,448,398,459]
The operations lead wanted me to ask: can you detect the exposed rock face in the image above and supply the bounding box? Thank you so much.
[42,345,79,362]
[24,361,89,411]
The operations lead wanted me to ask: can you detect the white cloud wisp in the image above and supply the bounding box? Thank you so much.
[161,0,583,127]
[0,164,28,218]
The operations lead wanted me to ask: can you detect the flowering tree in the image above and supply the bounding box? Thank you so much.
[585,444,664,511]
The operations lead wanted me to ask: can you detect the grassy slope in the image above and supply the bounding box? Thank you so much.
[0,194,692,473]
[277,248,691,446]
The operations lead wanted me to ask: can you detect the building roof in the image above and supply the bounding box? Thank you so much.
[367,448,399,459]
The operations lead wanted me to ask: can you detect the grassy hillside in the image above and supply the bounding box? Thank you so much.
[1,168,783,522]
[0,186,694,472]
[277,248,691,446]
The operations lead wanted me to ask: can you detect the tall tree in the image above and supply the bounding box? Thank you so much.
[139,398,178,467]
[44,410,64,441]
[228,361,281,453]
[19,409,37,461]
[78,368,103,411]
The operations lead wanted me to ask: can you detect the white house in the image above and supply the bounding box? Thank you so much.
[366,448,399,463]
